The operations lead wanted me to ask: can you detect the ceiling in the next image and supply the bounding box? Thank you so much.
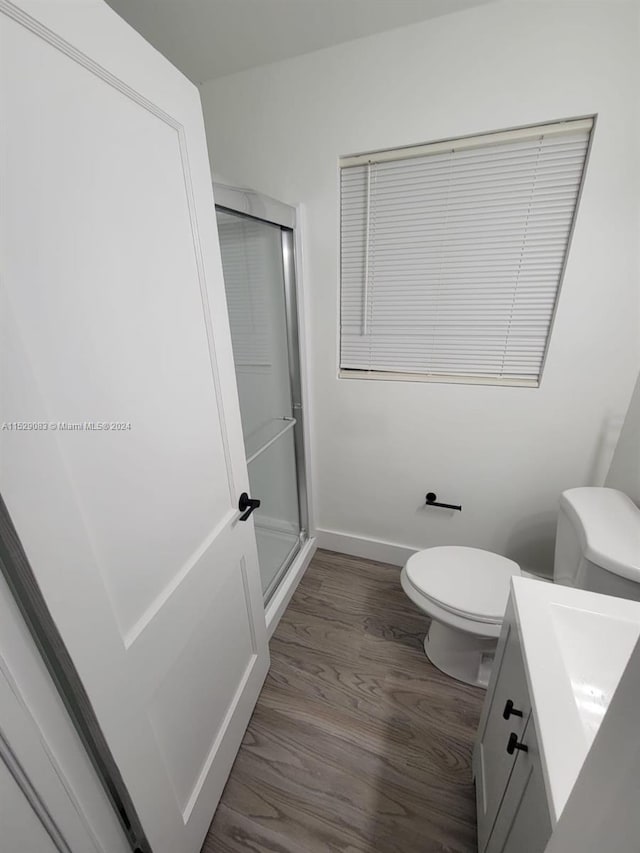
[105,0,495,84]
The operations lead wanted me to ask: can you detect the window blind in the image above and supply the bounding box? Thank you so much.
[339,119,592,384]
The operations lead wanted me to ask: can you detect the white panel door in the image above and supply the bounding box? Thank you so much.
[0,2,269,852]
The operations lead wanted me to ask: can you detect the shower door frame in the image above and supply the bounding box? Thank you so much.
[214,184,315,626]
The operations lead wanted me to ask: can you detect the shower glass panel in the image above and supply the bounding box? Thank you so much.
[216,209,303,603]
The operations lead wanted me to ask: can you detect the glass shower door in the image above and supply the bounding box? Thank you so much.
[216,209,302,603]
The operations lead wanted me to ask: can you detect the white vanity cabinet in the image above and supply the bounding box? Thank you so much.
[473,598,552,853]
[474,577,640,853]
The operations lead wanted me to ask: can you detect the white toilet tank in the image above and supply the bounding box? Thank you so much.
[554,487,640,601]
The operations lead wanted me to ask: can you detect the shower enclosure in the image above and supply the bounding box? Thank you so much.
[215,187,309,608]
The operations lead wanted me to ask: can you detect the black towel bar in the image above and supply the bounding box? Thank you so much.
[425,492,462,512]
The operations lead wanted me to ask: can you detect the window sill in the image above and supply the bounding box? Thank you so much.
[338,369,539,388]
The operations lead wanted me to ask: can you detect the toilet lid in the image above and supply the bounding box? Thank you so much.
[404,546,520,624]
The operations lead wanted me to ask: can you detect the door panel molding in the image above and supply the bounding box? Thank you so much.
[123,509,237,650]
[0,0,237,505]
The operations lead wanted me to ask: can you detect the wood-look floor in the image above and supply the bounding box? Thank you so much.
[203,549,484,853]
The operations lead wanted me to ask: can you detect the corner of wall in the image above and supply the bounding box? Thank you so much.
[605,371,640,506]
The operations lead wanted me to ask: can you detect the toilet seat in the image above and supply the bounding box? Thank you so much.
[401,546,522,686]
[404,546,520,625]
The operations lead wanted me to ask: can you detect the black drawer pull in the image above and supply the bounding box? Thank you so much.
[503,699,523,720]
[506,732,528,755]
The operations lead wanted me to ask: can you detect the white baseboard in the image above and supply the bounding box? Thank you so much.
[315,531,555,579]
[315,528,418,567]
[265,537,317,637]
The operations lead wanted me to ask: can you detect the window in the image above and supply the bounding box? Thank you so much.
[339,118,593,386]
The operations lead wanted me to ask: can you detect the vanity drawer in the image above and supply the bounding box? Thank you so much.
[485,716,552,853]
[474,602,532,853]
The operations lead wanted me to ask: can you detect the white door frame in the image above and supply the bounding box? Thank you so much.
[0,506,130,853]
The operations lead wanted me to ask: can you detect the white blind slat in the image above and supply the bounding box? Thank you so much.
[339,119,591,381]
[218,217,272,367]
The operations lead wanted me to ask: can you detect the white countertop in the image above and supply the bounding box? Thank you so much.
[511,576,640,824]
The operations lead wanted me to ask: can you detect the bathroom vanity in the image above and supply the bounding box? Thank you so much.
[473,577,640,853]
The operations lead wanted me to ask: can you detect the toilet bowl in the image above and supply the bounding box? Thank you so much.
[401,546,520,688]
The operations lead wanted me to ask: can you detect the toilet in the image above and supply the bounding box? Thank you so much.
[401,547,520,688]
[554,487,640,601]
[401,487,640,688]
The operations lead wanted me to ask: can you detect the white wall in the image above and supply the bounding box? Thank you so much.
[605,371,640,506]
[202,1,640,573]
